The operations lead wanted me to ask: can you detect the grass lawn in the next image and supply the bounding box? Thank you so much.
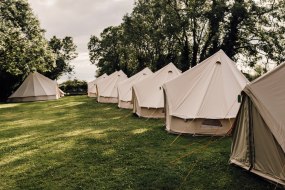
[0,96,281,190]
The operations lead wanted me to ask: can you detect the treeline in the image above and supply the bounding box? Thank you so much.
[60,79,87,95]
[0,0,77,100]
[88,0,285,77]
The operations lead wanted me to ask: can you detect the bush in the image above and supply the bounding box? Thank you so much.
[60,79,87,95]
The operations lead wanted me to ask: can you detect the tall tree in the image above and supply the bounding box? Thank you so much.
[0,0,54,100]
[44,36,78,80]
[89,0,285,77]
[0,0,78,100]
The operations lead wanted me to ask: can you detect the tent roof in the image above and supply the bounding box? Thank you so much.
[163,50,249,119]
[88,73,108,93]
[244,62,285,152]
[118,67,153,102]
[133,63,181,108]
[9,72,59,98]
[97,70,128,98]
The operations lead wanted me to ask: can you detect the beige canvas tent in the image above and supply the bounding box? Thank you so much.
[8,72,63,102]
[132,63,181,118]
[163,50,248,135]
[87,73,108,97]
[118,68,153,109]
[97,70,128,103]
[230,63,285,185]
[54,80,65,97]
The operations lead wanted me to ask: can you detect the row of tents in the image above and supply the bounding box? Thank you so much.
[5,49,284,186]
[88,50,285,186]
[88,50,248,135]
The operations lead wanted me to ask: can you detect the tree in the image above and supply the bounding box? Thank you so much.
[59,79,87,95]
[88,26,126,75]
[0,0,78,101]
[88,0,285,77]
[44,36,78,80]
[0,0,54,100]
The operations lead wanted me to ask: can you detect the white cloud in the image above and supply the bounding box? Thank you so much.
[28,0,134,82]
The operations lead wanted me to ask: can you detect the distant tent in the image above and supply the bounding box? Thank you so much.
[8,72,63,102]
[97,70,128,103]
[118,67,153,109]
[54,80,65,97]
[230,63,285,185]
[163,50,248,135]
[132,63,181,118]
[87,73,108,97]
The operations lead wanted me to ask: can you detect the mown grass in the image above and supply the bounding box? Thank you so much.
[0,96,281,189]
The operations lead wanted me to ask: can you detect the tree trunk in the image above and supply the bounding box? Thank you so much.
[221,0,247,58]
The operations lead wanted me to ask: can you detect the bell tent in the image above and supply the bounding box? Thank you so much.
[163,50,248,135]
[97,70,128,103]
[118,67,153,109]
[132,63,181,118]
[230,63,285,185]
[87,73,108,97]
[8,72,63,102]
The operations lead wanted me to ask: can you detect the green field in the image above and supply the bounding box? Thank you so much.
[0,96,280,189]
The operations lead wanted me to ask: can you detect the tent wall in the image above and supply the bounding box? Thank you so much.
[230,95,285,185]
[118,100,133,109]
[118,68,153,109]
[88,92,97,98]
[97,96,118,103]
[133,92,164,118]
[165,94,233,135]
[8,95,58,103]
[251,99,285,185]
[166,116,233,136]
[230,95,251,169]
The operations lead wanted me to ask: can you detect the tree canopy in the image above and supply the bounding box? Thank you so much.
[44,36,78,80]
[88,0,285,77]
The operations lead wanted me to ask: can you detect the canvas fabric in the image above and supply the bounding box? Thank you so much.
[163,50,248,120]
[88,73,108,97]
[8,72,62,102]
[163,50,248,135]
[97,70,128,103]
[230,95,285,185]
[243,63,285,152]
[118,67,152,109]
[132,94,165,118]
[97,96,118,103]
[132,63,181,118]
[118,101,133,109]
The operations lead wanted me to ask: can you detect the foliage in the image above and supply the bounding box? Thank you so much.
[88,0,285,76]
[44,36,78,80]
[60,79,87,95]
[0,0,77,100]
[0,0,54,100]
[0,96,282,189]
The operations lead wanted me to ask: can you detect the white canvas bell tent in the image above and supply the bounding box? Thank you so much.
[230,63,285,186]
[163,50,248,135]
[87,73,108,97]
[8,71,63,102]
[97,70,128,103]
[118,67,153,109]
[132,63,181,118]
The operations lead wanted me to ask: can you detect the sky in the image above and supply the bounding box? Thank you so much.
[28,0,135,83]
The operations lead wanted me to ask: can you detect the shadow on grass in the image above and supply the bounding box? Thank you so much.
[0,96,282,190]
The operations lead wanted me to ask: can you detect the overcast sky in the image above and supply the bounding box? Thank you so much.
[28,0,135,83]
